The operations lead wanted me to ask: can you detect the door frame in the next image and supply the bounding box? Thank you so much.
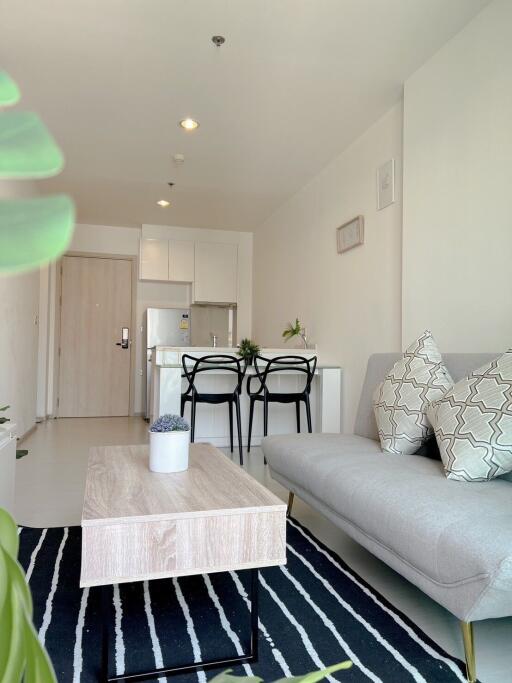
[54,251,137,417]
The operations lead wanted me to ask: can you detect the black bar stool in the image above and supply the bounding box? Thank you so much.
[181,354,246,465]
[247,354,318,453]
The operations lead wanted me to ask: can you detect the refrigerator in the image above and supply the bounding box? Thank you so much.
[143,307,191,419]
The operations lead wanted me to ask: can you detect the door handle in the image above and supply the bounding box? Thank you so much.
[116,327,129,349]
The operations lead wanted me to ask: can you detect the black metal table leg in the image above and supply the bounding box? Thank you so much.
[100,568,259,683]
[101,585,109,683]
[250,567,259,661]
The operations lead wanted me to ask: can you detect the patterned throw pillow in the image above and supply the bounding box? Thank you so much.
[373,331,453,454]
[427,350,512,481]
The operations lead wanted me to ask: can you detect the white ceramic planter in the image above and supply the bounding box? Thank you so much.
[149,429,190,473]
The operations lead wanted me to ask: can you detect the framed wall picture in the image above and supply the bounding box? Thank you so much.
[377,159,395,210]
[336,215,364,254]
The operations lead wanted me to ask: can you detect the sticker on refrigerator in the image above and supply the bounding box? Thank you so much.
[180,320,189,330]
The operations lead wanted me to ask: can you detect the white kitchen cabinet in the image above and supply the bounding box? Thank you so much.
[194,242,238,303]
[139,238,169,281]
[169,240,194,282]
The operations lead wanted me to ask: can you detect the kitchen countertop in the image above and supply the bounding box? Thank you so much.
[151,346,341,370]
[151,346,317,354]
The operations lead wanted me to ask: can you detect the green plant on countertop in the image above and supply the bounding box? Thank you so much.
[208,662,352,683]
[282,318,308,349]
[237,338,261,364]
[0,507,57,682]
[0,406,28,459]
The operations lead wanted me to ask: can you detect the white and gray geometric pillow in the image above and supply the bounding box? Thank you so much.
[427,350,512,482]
[373,331,453,454]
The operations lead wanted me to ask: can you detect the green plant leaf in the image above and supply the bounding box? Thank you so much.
[0,194,75,272]
[0,550,8,642]
[208,663,352,683]
[271,661,352,683]
[3,549,33,619]
[0,417,10,424]
[282,318,302,341]
[209,671,263,683]
[0,558,25,683]
[0,540,56,682]
[0,406,10,412]
[16,450,28,460]
[23,617,57,683]
[0,111,64,179]
[0,71,20,107]
[0,508,19,559]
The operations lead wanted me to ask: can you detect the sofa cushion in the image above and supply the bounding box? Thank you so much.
[354,352,500,441]
[372,331,453,454]
[262,433,512,586]
[428,350,512,482]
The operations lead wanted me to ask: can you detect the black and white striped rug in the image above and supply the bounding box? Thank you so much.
[18,519,470,683]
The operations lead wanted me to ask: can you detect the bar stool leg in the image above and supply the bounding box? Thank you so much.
[295,401,301,433]
[235,394,243,466]
[305,396,312,433]
[248,399,255,453]
[263,398,269,465]
[228,400,234,453]
[190,396,196,443]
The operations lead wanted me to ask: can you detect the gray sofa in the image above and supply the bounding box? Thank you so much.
[262,353,511,683]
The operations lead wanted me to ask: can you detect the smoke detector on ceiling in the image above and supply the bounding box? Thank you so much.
[173,153,185,164]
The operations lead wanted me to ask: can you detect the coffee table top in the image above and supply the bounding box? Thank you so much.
[82,442,285,527]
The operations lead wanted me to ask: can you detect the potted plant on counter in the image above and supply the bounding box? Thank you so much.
[282,317,308,349]
[237,338,261,366]
[149,414,190,473]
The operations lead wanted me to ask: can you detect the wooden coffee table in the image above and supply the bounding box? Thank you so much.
[80,442,287,683]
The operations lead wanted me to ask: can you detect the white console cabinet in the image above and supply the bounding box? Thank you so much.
[0,424,17,516]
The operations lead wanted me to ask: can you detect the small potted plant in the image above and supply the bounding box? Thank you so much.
[148,414,190,473]
[282,317,308,349]
[237,338,261,366]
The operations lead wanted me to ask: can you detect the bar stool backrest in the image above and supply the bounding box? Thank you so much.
[252,355,317,395]
[182,354,246,396]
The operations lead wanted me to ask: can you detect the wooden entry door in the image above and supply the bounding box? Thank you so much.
[58,255,132,417]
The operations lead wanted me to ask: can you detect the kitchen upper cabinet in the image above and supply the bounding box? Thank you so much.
[194,242,238,303]
[169,240,194,282]
[139,238,168,281]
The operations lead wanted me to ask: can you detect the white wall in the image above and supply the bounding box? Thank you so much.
[0,271,40,437]
[402,0,512,351]
[253,104,403,432]
[0,181,40,438]
[49,223,252,415]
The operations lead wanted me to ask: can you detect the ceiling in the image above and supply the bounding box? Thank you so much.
[1,0,489,231]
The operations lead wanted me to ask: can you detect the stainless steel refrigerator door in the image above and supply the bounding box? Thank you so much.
[146,307,191,348]
[144,308,191,418]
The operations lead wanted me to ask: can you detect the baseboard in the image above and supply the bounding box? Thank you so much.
[18,423,37,443]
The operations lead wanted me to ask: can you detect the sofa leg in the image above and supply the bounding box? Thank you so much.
[286,492,294,518]
[460,621,476,683]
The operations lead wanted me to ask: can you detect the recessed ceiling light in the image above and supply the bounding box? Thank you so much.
[157,200,170,207]
[179,118,199,131]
